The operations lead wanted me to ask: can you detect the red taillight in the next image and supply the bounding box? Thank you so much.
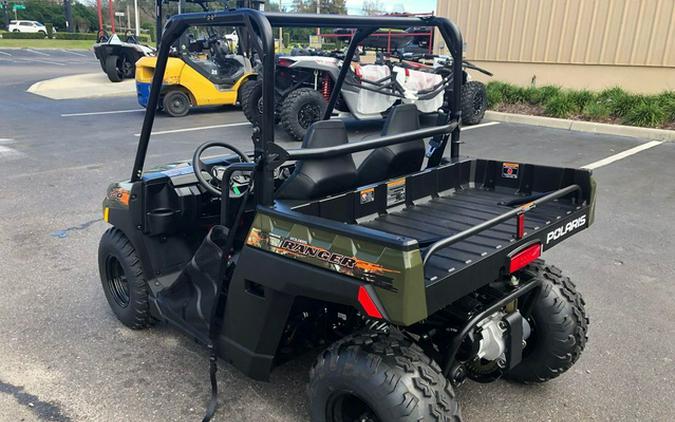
[277,58,294,67]
[357,286,383,319]
[516,213,525,239]
[509,243,541,273]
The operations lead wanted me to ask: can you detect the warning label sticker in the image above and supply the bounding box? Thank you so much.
[387,178,406,206]
[502,162,520,179]
[359,187,375,205]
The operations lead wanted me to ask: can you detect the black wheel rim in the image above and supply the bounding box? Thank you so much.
[327,392,379,422]
[105,256,130,308]
[122,58,134,77]
[169,94,189,115]
[472,91,485,116]
[298,103,321,129]
[115,57,125,79]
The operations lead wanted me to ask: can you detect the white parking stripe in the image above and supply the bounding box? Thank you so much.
[14,57,65,66]
[461,121,500,131]
[25,48,51,56]
[0,51,12,56]
[0,145,25,160]
[60,49,87,57]
[61,109,144,117]
[134,122,251,136]
[581,140,663,170]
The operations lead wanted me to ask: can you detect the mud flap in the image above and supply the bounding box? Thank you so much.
[155,225,230,344]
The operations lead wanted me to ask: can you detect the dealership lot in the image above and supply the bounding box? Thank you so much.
[0,50,673,422]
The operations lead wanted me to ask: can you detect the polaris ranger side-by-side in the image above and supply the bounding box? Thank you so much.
[98,10,594,421]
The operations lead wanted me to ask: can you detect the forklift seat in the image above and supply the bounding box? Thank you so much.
[356,104,425,186]
[277,120,357,200]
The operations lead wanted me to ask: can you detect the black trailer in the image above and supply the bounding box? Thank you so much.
[98,9,594,421]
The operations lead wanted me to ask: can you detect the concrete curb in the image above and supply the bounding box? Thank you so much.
[485,111,675,142]
[27,73,135,100]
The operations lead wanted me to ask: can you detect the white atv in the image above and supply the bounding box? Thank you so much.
[241,51,491,141]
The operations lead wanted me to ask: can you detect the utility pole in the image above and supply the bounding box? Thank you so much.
[134,0,139,36]
[2,1,9,31]
[126,4,131,31]
[316,0,320,36]
[64,0,73,32]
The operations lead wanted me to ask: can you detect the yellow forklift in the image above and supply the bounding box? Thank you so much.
[135,0,259,117]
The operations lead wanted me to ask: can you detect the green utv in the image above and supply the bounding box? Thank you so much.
[98,9,594,422]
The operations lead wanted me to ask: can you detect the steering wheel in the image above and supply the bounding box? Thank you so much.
[192,142,251,196]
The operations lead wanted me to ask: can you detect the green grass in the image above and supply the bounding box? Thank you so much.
[544,93,578,118]
[0,38,93,49]
[487,81,674,128]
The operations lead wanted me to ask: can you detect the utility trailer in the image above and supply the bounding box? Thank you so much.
[98,9,595,421]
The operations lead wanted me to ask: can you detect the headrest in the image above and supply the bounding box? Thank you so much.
[381,103,420,135]
[303,119,348,148]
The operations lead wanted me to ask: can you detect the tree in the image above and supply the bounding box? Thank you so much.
[361,0,384,16]
[291,0,346,15]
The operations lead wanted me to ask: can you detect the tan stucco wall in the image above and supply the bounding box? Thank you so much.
[467,61,675,94]
[435,0,675,93]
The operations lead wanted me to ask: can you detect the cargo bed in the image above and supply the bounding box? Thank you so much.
[361,186,582,286]
[280,157,594,313]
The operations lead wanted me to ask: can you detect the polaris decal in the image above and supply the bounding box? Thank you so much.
[546,215,587,245]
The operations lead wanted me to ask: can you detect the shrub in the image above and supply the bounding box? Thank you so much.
[656,91,675,122]
[567,89,595,110]
[527,85,560,104]
[45,23,54,39]
[622,98,667,127]
[596,87,638,117]
[486,82,504,107]
[1,32,46,39]
[582,101,611,120]
[53,32,98,40]
[544,93,577,118]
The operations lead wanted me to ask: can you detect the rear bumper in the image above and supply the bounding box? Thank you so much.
[136,82,151,108]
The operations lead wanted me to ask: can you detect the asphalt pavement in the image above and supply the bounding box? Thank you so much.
[0,49,673,422]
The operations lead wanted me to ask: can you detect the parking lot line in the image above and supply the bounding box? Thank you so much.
[26,49,50,56]
[61,49,87,57]
[14,57,65,66]
[461,121,500,131]
[134,122,251,136]
[0,51,12,56]
[581,140,663,170]
[61,109,145,117]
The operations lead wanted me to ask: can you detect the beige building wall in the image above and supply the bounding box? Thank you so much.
[435,0,675,93]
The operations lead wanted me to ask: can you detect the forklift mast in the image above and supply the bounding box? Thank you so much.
[155,0,265,48]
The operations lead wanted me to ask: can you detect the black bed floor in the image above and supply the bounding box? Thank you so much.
[361,186,581,284]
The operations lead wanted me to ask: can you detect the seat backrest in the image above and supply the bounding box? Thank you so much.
[356,104,425,186]
[277,120,357,200]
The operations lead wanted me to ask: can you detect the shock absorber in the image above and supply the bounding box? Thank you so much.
[321,74,332,101]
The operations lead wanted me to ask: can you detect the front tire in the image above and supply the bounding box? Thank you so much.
[98,228,151,330]
[309,331,461,422]
[162,89,191,117]
[280,88,326,141]
[460,81,487,125]
[506,260,589,383]
[104,55,124,82]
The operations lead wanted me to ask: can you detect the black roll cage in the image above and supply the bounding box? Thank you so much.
[131,9,464,208]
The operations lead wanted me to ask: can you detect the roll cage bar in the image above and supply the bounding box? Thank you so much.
[131,9,464,207]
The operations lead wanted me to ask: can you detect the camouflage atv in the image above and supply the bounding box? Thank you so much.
[98,10,593,422]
